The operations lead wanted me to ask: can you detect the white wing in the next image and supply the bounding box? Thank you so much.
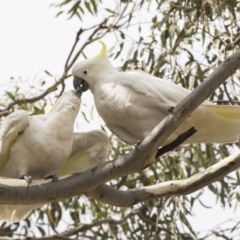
[0,110,29,173]
[58,130,109,175]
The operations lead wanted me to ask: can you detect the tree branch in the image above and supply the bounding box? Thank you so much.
[0,81,61,117]
[65,2,135,72]
[0,50,240,205]
[6,211,138,240]
[87,149,240,206]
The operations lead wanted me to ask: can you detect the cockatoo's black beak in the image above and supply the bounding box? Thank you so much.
[73,76,89,92]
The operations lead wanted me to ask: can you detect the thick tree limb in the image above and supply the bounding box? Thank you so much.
[87,149,240,206]
[0,50,240,205]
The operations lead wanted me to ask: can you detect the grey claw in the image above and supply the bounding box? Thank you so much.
[168,106,174,113]
[44,174,58,182]
[19,174,32,186]
[134,140,142,149]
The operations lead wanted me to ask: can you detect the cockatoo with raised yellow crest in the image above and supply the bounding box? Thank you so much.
[0,88,109,222]
[72,42,240,145]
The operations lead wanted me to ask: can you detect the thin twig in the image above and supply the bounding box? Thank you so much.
[64,28,83,71]
[32,210,137,240]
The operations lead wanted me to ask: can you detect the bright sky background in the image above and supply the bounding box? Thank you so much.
[0,0,76,80]
[0,0,239,237]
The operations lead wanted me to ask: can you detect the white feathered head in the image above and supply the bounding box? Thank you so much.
[72,41,118,92]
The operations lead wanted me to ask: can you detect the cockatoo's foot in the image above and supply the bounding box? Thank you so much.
[44,174,58,182]
[19,174,32,186]
[168,106,174,113]
[134,140,142,149]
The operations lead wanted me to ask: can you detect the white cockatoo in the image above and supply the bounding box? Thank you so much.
[72,42,240,145]
[0,88,109,222]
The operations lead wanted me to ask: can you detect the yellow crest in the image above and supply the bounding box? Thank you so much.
[96,41,107,57]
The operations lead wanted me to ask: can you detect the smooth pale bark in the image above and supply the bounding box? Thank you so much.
[87,150,240,206]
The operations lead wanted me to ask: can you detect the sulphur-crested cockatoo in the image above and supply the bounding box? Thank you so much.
[0,89,109,222]
[72,42,240,145]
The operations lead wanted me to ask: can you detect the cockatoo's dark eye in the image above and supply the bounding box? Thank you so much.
[83,70,88,75]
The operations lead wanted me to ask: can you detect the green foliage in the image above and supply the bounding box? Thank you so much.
[51,0,99,19]
[1,0,240,239]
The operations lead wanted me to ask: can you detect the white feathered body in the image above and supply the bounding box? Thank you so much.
[73,55,240,145]
[1,92,79,179]
[0,91,109,222]
[2,112,73,179]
